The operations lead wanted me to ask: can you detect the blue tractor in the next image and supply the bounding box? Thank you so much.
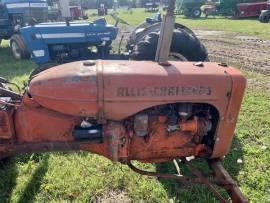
[0,0,48,47]
[8,13,208,66]
[12,18,118,63]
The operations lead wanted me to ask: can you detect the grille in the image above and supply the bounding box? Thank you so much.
[25,8,48,23]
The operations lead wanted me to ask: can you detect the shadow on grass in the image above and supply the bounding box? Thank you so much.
[156,136,244,202]
[0,44,35,81]
[0,154,49,203]
[17,154,49,203]
[0,158,18,203]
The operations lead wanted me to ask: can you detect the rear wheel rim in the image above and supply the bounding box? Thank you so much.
[169,52,188,61]
[11,41,21,59]
[193,9,201,17]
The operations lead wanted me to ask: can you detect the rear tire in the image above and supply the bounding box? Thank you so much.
[10,34,30,60]
[29,63,58,82]
[130,27,208,62]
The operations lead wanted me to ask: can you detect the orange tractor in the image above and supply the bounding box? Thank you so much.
[0,0,247,202]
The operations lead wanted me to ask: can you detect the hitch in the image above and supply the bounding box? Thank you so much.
[128,159,248,203]
[209,160,248,203]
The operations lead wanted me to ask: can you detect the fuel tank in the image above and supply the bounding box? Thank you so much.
[28,60,243,121]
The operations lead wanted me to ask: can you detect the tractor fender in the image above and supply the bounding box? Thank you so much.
[127,22,197,49]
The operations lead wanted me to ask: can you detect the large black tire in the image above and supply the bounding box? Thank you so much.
[259,11,270,23]
[10,34,30,60]
[29,63,58,83]
[130,28,208,61]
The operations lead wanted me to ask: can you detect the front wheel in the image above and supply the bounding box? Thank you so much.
[10,34,30,60]
[191,8,202,18]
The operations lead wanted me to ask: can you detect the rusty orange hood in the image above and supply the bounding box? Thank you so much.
[29,60,238,120]
[27,60,246,158]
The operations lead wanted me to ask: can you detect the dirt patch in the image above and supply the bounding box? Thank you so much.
[97,190,131,203]
[117,27,270,75]
[247,76,270,94]
[195,30,227,37]
[196,31,270,75]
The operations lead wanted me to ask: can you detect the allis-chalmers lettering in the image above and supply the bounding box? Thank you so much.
[117,86,212,97]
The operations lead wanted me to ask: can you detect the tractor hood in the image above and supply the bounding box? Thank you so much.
[20,20,118,45]
[28,60,245,121]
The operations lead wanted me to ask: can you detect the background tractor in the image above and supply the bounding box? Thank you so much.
[259,0,270,22]
[176,0,269,18]
[9,12,208,65]
[202,0,269,17]
[0,0,48,45]
[176,0,205,18]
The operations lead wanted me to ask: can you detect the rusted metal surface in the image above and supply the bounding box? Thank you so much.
[15,104,80,142]
[129,115,208,161]
[28,60,245,158]
[0,60,246,202]
[0,106,15,139]
[211,68,246,158]
[29,61,98,117]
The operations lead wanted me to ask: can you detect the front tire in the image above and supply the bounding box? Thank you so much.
[10,34,30,60]
[191,8,202,18]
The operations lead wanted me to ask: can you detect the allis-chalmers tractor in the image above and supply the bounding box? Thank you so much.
[0,1,247,202]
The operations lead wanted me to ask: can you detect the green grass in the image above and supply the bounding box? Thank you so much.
[0,8,270,203]
[175,16,270,39]
[86,8,270,39]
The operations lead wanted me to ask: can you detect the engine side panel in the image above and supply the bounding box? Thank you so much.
[102,60,232,120]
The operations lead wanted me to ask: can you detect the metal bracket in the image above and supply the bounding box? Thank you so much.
[155,0,176,64]
[128,159,248,203]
